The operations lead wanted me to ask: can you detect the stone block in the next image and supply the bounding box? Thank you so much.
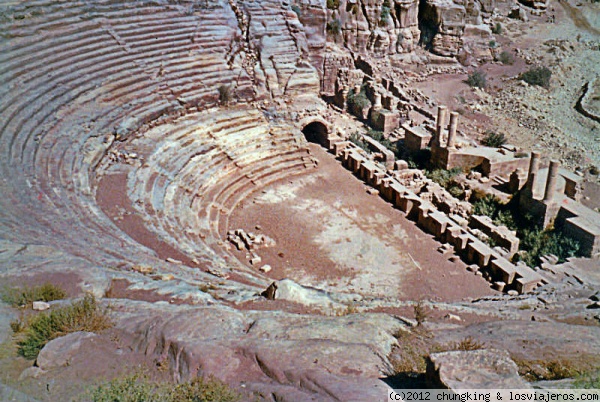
[467,239,492,268]
[491,258,518,285]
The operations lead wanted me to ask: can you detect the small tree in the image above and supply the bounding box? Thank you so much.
[482,130,507,147]
[466,70,487,89]
[291,5,301,16]
[520,66,552,88]
[218,85,233,106]
[498,50,515,65]
[347,85,372,118]
[491,22,502,34]
[380,5,391,25]
[326,0,340,10]
[326,18,341,35]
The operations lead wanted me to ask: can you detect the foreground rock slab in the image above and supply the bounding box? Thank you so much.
[427,349,532,389]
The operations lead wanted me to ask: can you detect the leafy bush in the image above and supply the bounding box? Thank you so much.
[89,374,242,402]
[349,132,369,153]
[326,0,340,10]
[520,66,552,88]
[575,370,600,388]
[589,165,599,175]
[425,167,462,188]
[17,294,111,359]
[514,359,583,382]
[1,283,66,307]
[380,5,391,24]
[489,40,498,49]
[291,5,301,16]
[466,70,487,89]
[491,22,502,34]
[347,85,372,116]
[470,196,582,266]
[326,18,341,35]
[516,227,581,268]
[481,130,507,147]
[498,51,515,65]
[218,85,233,105]
[448,183,465,199]
[472,194,502,217]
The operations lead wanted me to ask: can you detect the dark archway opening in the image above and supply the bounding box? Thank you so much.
[417,0,439,51]
[302,121,329,147]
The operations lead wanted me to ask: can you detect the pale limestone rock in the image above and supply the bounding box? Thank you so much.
[32,301,50,311]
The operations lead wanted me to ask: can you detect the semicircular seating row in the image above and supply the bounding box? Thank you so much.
[0,0,314,273]
[125,105,314,268]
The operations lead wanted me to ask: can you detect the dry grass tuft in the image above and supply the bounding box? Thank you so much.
[16,294,112,359]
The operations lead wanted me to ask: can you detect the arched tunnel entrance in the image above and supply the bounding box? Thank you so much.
[418,0,439,51]
[302,121,329,147]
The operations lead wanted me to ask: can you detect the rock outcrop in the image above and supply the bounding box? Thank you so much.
[427,349,532,389]
[577,79,600,124]
[36,332,97,370]
[113,300,402,400]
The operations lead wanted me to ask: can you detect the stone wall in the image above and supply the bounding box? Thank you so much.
[333,140,545,294]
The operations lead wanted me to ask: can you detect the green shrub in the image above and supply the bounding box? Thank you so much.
[466,70,487,89]
[494,209,517,230]
[291,5,301,16]
[380,5,391,24]
[17,294,111,359]
[520,66,552,88]
[425,167,462,188]
[326,18,341,35]
[448,183,465,199]
[1,283,67,307]
[516,227,581,268]
[491,22,502,34]
[515,359,584,382]
[218,85,233,105]
[89,374,160,402]
[575,370,600,388]
[481,130,507,147]
[10,318,25,333]
[349,132,369,153]
[489,40,498,49]
[171,377,242,402]
[498,51,515,65]
[469,195,582,267]
[472,194,502,217]
[326,0,340,10]
[347,85,372,116]
[89,374,242,402]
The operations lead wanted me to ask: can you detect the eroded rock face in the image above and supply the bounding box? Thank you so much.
[112,300,402,400]
[291,0,494,59]
[419,0,466,56]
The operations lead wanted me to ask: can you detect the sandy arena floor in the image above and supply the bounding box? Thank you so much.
[227,144,496,302]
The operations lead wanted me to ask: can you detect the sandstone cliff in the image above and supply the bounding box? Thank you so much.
[292,0,494,58]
